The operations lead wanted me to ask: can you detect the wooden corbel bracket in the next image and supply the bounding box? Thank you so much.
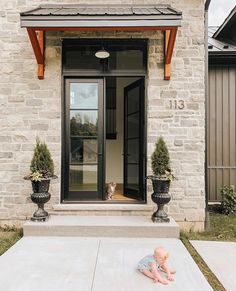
[27,28,44,80]
[26,26,177,80]
[164,28,177,80]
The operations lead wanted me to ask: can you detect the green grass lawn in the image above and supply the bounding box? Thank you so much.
[181,211,236,291]
[0,227,23,256]
[182,212,236,242]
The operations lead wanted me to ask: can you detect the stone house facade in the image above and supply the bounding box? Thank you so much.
[0,0,206,230]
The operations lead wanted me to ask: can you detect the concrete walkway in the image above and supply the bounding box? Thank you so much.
[0,237,212,291]
[191,240,236,291]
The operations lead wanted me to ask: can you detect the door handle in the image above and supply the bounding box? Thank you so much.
[97,153,103,156]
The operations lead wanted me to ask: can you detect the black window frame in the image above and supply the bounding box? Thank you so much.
[62,38,148,76]
[61,39,148,204]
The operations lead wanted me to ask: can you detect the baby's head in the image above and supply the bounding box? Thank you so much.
[153,247,169,265]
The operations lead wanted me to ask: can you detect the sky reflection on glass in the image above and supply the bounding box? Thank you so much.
[70,83,98,109]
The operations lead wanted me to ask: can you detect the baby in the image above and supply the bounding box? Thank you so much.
[137,247,176,284]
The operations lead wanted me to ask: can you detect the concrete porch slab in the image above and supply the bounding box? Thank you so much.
[191,240,236,291]
[23,215,179,238]
[0,237,212,291]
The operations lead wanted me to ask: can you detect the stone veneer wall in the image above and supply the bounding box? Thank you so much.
[0,0,205,230]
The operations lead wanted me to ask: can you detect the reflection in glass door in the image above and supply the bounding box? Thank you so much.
[65,79,104,200]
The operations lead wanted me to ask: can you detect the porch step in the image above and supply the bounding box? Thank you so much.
[23,215,179,238]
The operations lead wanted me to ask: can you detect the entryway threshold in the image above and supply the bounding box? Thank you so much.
[52,204,153,211]
[23,215,179,238]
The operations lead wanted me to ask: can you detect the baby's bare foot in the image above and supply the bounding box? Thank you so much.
[167,274,175,281]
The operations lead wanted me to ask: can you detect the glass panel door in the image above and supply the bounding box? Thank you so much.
[124,78,145,200]
[65,79,104,200]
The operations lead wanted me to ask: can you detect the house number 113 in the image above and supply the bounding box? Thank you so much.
[169,100,185,110]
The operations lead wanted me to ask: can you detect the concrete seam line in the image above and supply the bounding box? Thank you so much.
[91,239,101,291]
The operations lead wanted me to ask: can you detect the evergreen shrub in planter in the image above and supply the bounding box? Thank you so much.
[24,138,57,221]
[147,137,174,222]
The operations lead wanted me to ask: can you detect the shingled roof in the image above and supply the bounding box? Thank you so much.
[20,4,182,28]
[21,4,181,16]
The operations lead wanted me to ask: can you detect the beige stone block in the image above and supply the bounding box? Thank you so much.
[171,179,186,188]
[0,152,13,159]
[184,142,204,151]
[186,102,200,110]
[33,90,55,99]
[40,111,60,119]
[0,11,6,17]
[0,136,12,142]
[169,128,187,135]
[170,192,185,200]
[171,213,185,221]
[181,163,203,173]
[181,119,198,127]
[21,144,34,151]
[45,47,58,58]
[174,139,183,146]
[191,128,205,139]
[178,221,204,232]
[179,202,198,209]
[0,143,21,151]
[26,99,43,106]
[46,136,60,143]
[184,205,205,217]
[30,123,49,131]
[1,164,18,171]
[8,95,25,102]
[176,49,199,57]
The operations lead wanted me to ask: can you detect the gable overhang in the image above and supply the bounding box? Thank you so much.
[213,5,236,40]
[20,5,182,80]
[209,51,236,66]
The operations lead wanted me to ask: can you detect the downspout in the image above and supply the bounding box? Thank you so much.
[204,0,211,230]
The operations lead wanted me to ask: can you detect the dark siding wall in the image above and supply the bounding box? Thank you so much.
[207,66,236,201]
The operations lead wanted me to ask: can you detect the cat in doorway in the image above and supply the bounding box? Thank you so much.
[105,182,117,200]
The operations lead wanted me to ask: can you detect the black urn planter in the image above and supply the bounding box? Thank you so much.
[147,176,171,223]
[30,191,51,222]
[31,179,50,193]
[29,177,56,222]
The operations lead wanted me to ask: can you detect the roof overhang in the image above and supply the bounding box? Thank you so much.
[20,5,182,80]
[209,51,236,66]
[213,5,236,40]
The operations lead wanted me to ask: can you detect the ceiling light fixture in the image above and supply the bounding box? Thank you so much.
[95,47,110,59]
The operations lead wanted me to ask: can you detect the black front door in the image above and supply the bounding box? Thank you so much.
[123,78,145,200]
[64,79,105,201]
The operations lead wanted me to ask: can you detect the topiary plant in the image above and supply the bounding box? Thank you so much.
[151,137,173,180]
[29,138,54,180]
